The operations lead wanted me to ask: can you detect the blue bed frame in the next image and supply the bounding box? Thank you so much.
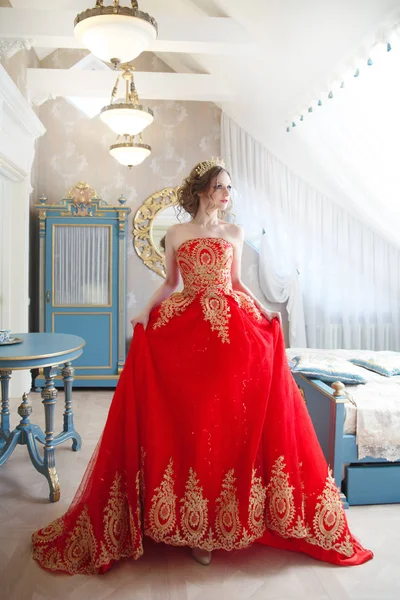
[293,373,400,506]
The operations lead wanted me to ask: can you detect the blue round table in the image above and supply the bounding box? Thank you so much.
[0,333,85,502]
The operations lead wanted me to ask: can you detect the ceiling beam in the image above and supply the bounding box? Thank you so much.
[0,8,256,55]
[26,68,234,103]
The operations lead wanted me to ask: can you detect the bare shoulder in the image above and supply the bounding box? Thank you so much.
[165,223,191,250]
[224,222,244,242]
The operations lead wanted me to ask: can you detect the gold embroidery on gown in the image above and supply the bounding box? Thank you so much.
[32,519,65,571]
[266,457,355,557]
[153,238,262,343]
[103,473,131,551]
[64,506,98,573]
[215,469,241,549]
[310,473,354,557]
[248,469,267,538]
[232,291,263,322]
[32,472,144,574]
[33,455,356,572]
[142,458,354,556]
[153,292,194,327]
[32,517,64,544]
[145,458,267,551]
[147,458,177,541]
[180,468,209,546]
[266,456,296,536]
[96,472,143,566]
[200,292,231,344]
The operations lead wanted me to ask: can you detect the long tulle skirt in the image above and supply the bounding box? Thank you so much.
[32,298,373,573]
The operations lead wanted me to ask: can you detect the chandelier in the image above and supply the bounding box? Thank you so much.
[74,1,158,65]
[110,134,151,167]
[100,64,153,136]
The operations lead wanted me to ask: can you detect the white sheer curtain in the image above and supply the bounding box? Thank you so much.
[222,114,400,350]
[54,225,110,305]
[223,116,306,347]
[258,206,307,347]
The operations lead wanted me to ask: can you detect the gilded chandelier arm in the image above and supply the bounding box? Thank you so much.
[110,74,120,102]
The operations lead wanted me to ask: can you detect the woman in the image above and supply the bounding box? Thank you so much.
[32,158,373,574]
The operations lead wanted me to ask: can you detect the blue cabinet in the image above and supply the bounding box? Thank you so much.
[35,182,130,387]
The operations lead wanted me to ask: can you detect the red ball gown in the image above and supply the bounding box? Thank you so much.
[32,237,373,574]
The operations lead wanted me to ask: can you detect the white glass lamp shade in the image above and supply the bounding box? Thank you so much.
[100,103,154,135]
[74,14,157,64]
[110,142,151,167]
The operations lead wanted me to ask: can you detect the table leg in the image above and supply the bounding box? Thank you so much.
[17,393,42,466]
[0,394,32,465]
[30,368,42,393]
[0,394,40,469]
[32,424,46,445]
[62,361,81,451]
[0,370,12,445]
[41,366,60,502]
[0,428,22,465]
[52,362,82,451]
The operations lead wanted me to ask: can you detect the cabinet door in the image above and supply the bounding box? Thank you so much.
[45,221,118,379]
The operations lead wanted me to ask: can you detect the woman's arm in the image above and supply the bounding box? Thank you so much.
[231,227,281,322]
[130,227,180,329]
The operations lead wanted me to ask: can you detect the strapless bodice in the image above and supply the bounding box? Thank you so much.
[176,237,233,296]
[153,237,262,344]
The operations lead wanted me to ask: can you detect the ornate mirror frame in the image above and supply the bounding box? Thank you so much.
[133,187,179,279]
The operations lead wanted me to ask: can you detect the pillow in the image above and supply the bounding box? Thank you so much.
[350,352,400,377]
[290,353,367,384]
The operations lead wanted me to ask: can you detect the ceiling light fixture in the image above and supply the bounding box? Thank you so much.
[110,134,151,167]
[100,64,153,136]
[74,1,158,66]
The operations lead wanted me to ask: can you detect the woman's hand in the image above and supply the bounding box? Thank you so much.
[260,307,282,324]
[130,310,150,330]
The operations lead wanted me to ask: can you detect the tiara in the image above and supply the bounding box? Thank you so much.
[195,157,225,178]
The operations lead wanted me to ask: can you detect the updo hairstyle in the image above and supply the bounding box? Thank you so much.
[177,163,231,219]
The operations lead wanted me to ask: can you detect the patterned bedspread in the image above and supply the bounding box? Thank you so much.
[286,348,400,461]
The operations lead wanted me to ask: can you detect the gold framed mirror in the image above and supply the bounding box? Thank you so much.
[133,187,190,278]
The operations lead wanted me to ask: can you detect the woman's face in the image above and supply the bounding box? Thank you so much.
[200,171,232,211]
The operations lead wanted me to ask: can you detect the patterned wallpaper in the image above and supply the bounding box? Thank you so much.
[0,47,39,99]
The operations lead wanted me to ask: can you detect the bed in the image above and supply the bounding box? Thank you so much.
[286,348,400,506]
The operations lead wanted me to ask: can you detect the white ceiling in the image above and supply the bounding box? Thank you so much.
[4,0,400,228]
[187,0,400,220]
